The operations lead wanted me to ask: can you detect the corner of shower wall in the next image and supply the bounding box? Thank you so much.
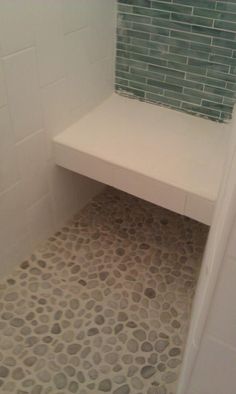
[0,0,116,277]
[177,104,236,394]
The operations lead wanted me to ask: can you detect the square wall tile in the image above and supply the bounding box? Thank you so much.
[65,28,92,110]
[0,0,34,55]
[32,0,65,86]
[16,130,48,179]
[206,256,236,349]
[227,215,236,259]
[3,48,43,141]
[62,0,88,34]
[41,78,69,137]
[0,146,19,193]
[27,195,54,249]
[0,60,7,108]
[0,183,28,254]
[188,335,236,394]
[0,106,14,155]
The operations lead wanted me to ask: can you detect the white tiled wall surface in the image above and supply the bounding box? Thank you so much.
[185,112,236,394]
[0,0,116,276]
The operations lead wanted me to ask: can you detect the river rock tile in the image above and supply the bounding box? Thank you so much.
[0,188,207,393]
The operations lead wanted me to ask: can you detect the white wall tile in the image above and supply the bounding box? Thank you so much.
[206,256,236,349]
[4,48,43,141]
[87,0,116,63]
[0,146,19,193]
[0,232,32,277]
[62,0,88,34]
[32,0,65,87]
[0,106,14,154]
[27,195,54,249]
[47,161,104,230]
[22,168,49,208]
[0,60,7,107]
[16,130,48,179]
[41,79,69,137]
[0,0,34,55]
[0,1,115,274]
[227,215,236,259]
[65,28,92,110]
[188,336,236,394]
[0,183,28,256]
[90,58,114,103]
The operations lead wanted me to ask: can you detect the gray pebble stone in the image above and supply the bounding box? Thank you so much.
[92,352,101,365]
[155,340,169,353]
[71,265,80,274]
[68,381,79,393]
[4,357,16,367]
[141,341,153,352]
[10,318,24,327]
[95,315,105,325]
[67,343,81,355]
[122,354,133,364]
[128,365,138,377]
[148,353,158,364]
[167,358,181,368]
[127,338,138,353]
[104,352,118,365]
[88,327,99,336]
[114,375,126,384]
[32,385,43,394]
[163,371,177,383]
[88,368,98,380]
[22,379,35,387]
[0,366,9,377]
[156,387,167,394]
[54,310,63,320]
[51,323,61,334]
[114,323,123,334]
[126,321,137,328]
[99,272,109,281]
[140,365,156,379]
[157,363,166,372]
[148,388,159,394]
[33,344,47,356]
[81,346,91,358]
[113,384,130,394]
[131,376,144,390]
[118,312,128,322]
[54,373,67,389]
[144,288,156,299]
[4,292,18,301]
[64,366,75,377]
[12,367,25,380]
[37,370,51,383]
[133,329,146,342]
[169,347,181,357]
[70,299,79,310]
[24,356,37,367]
[92,290,103,301]
[77,371,85,383]
[98,378,112,392]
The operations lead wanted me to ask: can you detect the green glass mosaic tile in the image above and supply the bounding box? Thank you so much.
[116,0,236,122]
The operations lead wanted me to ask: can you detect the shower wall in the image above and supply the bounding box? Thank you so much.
[179,110,236,394]
[0,0,116,275]
[116,0,236,122]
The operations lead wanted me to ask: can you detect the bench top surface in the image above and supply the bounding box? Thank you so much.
[54,93,230,201]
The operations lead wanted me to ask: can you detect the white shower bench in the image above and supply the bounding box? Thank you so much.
[53,93,230,225]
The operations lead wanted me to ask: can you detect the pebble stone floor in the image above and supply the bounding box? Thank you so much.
[0,187,208,394]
